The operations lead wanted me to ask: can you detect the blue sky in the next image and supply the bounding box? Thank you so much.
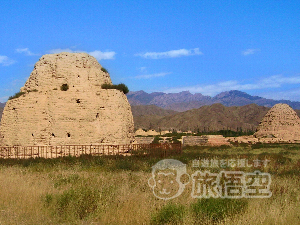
[1,0,300,103]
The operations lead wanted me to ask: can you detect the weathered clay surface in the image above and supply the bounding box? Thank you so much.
[0,53,134,146]
[182,135,230,146]
[135,137,155,144]
[21,52,112,92]
[254,103,300,141]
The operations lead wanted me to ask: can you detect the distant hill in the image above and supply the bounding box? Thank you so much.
[131,105,177,130]
[131,104,177,117]
[133,103,271,132]
[127,90,300,111]
[0,107,3,119]
[0,103,4,121]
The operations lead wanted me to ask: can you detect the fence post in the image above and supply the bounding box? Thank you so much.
[0,142,184,159]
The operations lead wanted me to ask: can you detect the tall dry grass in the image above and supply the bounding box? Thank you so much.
[0,144,299,224]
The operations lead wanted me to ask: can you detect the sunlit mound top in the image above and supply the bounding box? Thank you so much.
[254,103,300,140]
[21,52,112,92]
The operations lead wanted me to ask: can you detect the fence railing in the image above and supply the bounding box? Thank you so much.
[0,143,182,159]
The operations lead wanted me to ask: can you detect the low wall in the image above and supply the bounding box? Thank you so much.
[135,137,155,144]
[0,143,182,159]
[182,135,230,146]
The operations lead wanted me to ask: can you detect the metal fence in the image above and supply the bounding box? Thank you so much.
[0,143,182,159]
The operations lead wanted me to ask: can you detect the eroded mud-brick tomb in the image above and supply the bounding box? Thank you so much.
[0,53,135,146]
[254,103,300,141]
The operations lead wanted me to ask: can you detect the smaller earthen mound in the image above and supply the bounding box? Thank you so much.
[254,103,300,141]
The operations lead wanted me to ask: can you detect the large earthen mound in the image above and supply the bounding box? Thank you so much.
[254,103,300,141]
[0,52,134,146]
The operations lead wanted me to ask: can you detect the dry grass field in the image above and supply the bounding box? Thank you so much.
[0,143,299,224]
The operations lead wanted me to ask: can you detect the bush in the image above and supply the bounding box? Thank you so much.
[101,83,129,94]
[101,67,108,73]
[152,135,162,144]
[116,83,129,94]
[54,174,80,188]
[101,83,112,90]
[8,89,40,100]
[60,84,69,91]
[44,186,99,220]
[191,198,248,223]
[8,92,26,100]
[151,203,185,225]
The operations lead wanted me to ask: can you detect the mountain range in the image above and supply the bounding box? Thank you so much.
[0,103,4,119]
[132,104,264,132]
[131,103,300,132]
[127,90,300,111]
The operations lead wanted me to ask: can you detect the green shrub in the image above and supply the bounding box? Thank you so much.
[101,83,112,90]
[44,193,53,207]
[8,89,40,100]
[60,84,69,91]
[191,198,248,223]
[54,174,80,188]
[152,136,162,144]
[28,89,38,92]
[151,203,185,225]
[8,92,26,100]
[110,158,140,171]
[45,186,99,220]
[116,83,129,94]
[101,83,129,94]
[172,137,181,143]
[101,67,108,73]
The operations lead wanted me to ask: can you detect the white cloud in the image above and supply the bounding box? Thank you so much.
[260,75,300,86]
[48,48,75,54]
[242,48,260,56]
[138,67,147,73]
[136,48,203,59]
[164,75,300,96]
[261,88,300,101]
[134,72,171,79]
[16,48,39,56]
[47,49,116,60]
[89,50,116,60]
[0,55,15,66]
[0,96,8,103]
